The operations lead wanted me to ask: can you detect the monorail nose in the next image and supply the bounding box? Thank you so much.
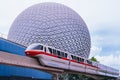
[25,51,29,55]
[26,52,29,54]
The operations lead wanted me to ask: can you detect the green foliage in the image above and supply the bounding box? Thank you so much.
[59,73,95,80]
[90,56,99,62]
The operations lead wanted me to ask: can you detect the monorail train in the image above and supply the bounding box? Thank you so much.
[25,43,119,77]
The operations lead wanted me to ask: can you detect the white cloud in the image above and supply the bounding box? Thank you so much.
[95,53,120,70]
[90,46,102,57]
[89,35,103,57]
[91,35,103,45]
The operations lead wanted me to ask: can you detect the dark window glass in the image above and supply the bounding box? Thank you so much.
[30,45,43,50]
[71,55,74,59]
[77,57,80,62]
[74,56,77,60]
[61,52,64,57]
[87,60,92,65]
[53,49,56,55]
[79,58,84,62]
[80,58,82,62]
[44,47,46,52]
[48,48,52,53]
[57,51,61,56]
[65,53,67,58]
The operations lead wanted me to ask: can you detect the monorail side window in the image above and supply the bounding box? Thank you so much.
[57,51,61,56]
[71,55,74,59]
[80,58,84,62]
[61,52,64,57]
[77,57,80,62]
[74,56,77,60]
[53,49,56,55]
[48,48,52,53]
[65,53,67,58]
[87,60,92,65]
[44,47,46,52]
[71,55,77,60]
[81,59,84,62]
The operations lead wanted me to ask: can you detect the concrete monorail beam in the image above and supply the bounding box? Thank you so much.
[0,51,64,73]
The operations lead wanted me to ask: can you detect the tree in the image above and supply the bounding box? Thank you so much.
[90,56,99,62]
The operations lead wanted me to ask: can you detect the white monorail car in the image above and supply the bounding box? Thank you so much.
[25,43,119,77]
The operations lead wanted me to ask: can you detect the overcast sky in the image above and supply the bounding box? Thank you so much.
[0,0,120,70]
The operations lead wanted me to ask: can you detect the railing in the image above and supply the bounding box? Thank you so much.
[0,32,7,39]
[0,32,26,47]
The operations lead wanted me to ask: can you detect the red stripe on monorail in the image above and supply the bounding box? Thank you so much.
[85,63,98,69]
[70,60,98,69]
[25,50,43,56]
[25,50,98,69]
[25,50,70,61]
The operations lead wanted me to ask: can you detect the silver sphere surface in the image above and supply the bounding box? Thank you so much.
[8,3,91,58]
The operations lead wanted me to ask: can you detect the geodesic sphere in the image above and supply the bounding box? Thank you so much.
[8,2,91,58]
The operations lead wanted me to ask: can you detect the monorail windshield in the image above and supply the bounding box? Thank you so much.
[26,44,43,50]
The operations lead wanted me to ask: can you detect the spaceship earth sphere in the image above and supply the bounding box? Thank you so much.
[8,2,91,58]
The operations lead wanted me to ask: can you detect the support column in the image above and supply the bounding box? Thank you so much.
[52,73,69,80]
[52,73,59,80]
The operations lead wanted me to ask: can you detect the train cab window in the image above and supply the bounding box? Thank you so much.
[29,45,43,50]
[48,48,52,53]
